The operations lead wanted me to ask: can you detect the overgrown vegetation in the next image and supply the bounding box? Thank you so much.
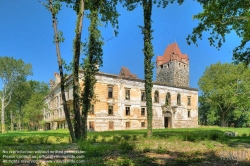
[1,127,249,165]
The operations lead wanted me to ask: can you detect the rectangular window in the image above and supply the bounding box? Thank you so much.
[126,122,130,128]
[108,105,113,115]
[188,110,191,118]
[89,105,94,114]
[141,107,146,116]
[89,121,95,130]
[141,122,145,127]
[125,89,130,100]
[187,96,191,106]
[108,87,113,98]
[125,106,130,116]
[109,121,114,130]
[141,91,146,101]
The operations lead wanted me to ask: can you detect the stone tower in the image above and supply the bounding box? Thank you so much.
[156,42,189,87]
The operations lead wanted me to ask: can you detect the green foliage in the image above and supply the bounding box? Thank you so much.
[187,0,250,65]
[199,62,250,126]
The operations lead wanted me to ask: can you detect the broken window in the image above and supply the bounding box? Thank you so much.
[154,91,159,103]
[109,121,114,130]
[126,122,130,128]
[166,92,171,106]
[89,105,94,114]
[177,94,181,105]
[187,96,191,106]
[125,89,130,100]
[108,105,113,115]
[141,122,145,127]
[141,91,146,101]
[125,106,130,116]
[141,107,146,116]
[89,121,95,130]
[108,87,113,98]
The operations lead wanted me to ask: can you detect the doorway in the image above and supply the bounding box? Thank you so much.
[164,117,171,128]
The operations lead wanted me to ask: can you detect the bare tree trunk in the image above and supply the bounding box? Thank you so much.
[49,0,76,142]
[72,0,84,140]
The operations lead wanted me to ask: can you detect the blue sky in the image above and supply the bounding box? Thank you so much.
[0,0,241,91]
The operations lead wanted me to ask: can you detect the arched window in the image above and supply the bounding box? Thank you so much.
[154,91,159,103]
[166,92,171,106]
[177,94,181,105]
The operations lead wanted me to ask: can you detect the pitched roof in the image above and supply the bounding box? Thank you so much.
[156,42,189,66]
[119,66,138,79]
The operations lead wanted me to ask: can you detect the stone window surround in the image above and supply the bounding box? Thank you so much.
[125,106,130,116]
[107,84,114,99]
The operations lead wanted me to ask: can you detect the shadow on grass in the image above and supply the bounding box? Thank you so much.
[76,133,250,166]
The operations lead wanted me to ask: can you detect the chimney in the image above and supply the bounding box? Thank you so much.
[54,72,61,84]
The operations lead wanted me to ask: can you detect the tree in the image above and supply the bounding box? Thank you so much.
[187,0,250,64]
[38,0,76,142]
[23,93,47,130]
[123,0,184,137]
[0,57,32,133]
[198,62,250,127]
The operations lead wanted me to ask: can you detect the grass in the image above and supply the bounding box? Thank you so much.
[0,127,250,165]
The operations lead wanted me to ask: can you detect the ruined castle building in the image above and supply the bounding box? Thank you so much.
[44,42,198,131]
[156,42,189,87]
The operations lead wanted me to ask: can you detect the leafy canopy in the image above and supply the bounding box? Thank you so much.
[187,0,250,64]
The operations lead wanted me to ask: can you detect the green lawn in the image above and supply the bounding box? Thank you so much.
[0,127,250,165]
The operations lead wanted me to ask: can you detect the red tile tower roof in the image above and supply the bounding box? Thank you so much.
[156,42,189,66]
[119,66,138,79]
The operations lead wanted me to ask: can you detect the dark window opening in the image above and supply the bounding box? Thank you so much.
[177,94,181,105]
[188,96,191,106]
[126,107,130,116]
[141,108,146,116]
[108,105,113,115]
[154,91,159,103]
[166,92,171,106]
[108,87,113,98]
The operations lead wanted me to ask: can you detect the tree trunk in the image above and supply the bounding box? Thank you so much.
[72,0,84,140]
[1,99,5,133]
[11,110,13,131]
[221,112,227,127]
[49,0,76,142]
[142,0,154,137]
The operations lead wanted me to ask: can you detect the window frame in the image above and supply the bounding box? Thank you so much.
[125,106,130,116]
[125,89,130,100]
[141,107,146,116]
[108,86,113,99]
[154,91,159,103]
[187,96,191,106]
[141,122,146,127]
[166,92,171,106]
[125,122,130,128]
[141,91,146,101]
[108,105,113,115]
[89,105,94,114]
[177,94,181,105]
